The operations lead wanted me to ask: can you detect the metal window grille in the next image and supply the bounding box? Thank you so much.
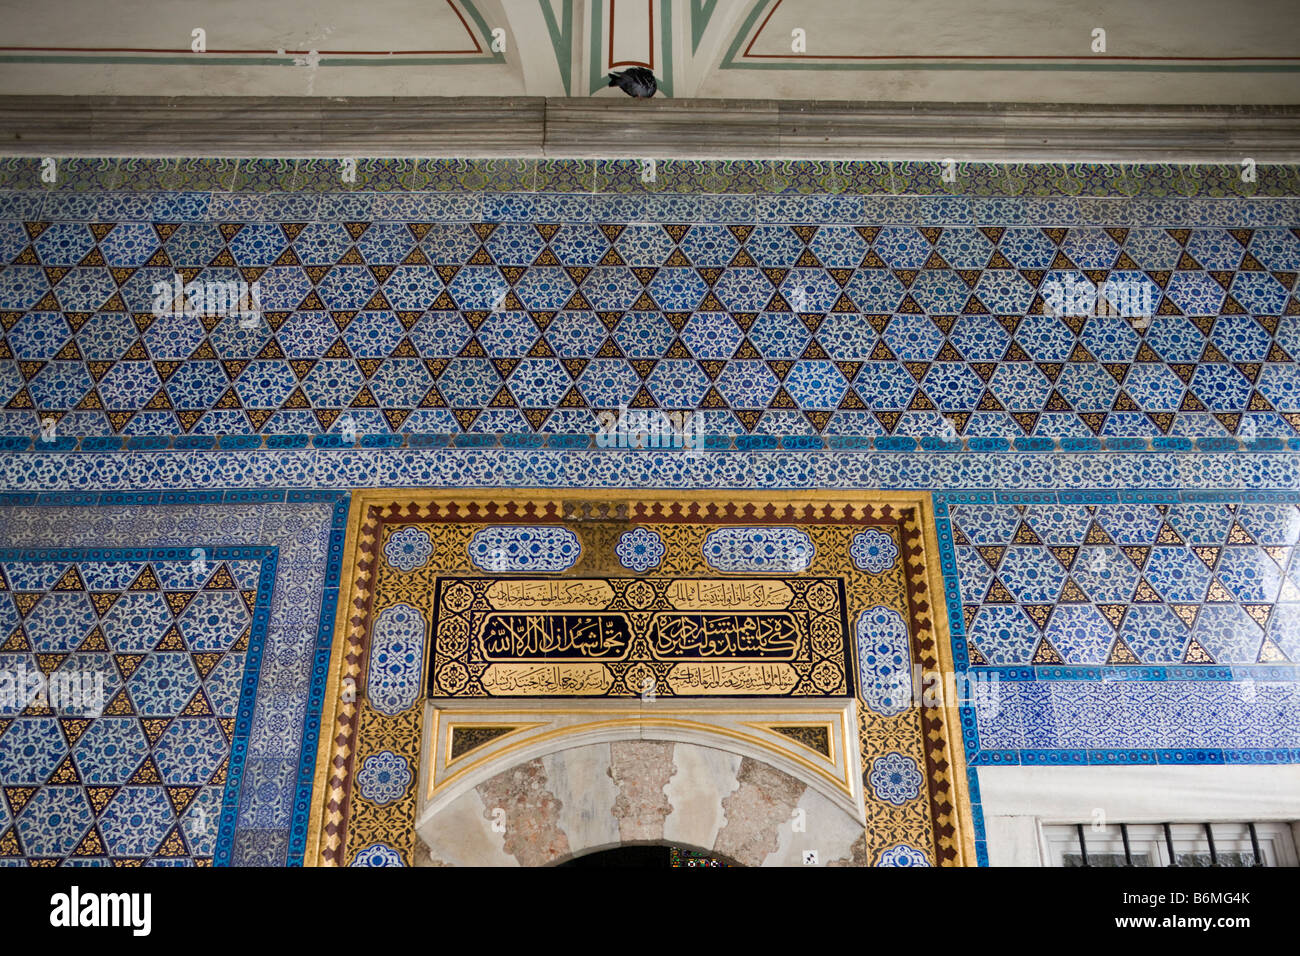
[1046,822,1297,867]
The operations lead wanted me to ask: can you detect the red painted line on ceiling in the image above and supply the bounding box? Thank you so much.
[609,0,656,71]
[0,0,484,56]
[741,0,1299,62]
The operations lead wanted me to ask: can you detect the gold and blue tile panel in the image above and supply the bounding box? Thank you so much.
[315,491,968,867]
[0,493,349,866]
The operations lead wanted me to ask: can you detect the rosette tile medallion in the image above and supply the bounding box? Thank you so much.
[851,529,900,573]
[309,491,972,868]
[615,527,666,572]
[383,526,433,572]
[356,751,413,807]
[868,752,924,807]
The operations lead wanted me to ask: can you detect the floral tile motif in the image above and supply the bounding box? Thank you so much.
[1,448,1300,497]
[971,679,1300,753]
[945,497,1300,667]
[468,525,582,572]
[855,604,911,717]
[0,189,1297,444]
[365,603,426,718]
[0,497,347,867]
[702,526,814,572]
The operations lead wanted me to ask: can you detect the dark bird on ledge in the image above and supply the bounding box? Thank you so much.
[608,67,658,98]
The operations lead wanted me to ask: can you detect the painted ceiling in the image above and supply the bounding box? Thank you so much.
[0,0,1297,103]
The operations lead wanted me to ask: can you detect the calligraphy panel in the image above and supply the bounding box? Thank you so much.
[426,576,852,698]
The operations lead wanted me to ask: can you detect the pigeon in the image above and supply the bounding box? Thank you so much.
[608,67,658,98]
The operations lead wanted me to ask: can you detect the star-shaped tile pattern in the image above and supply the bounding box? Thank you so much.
[0,217,1297,440]
[0,550,271,865]
[949,500,1300,666]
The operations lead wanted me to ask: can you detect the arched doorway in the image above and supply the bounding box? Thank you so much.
[414,731,868,867]
[312,490,974,868]
[558,845,740,867]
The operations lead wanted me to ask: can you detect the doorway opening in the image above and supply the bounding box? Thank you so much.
[558,845,741,867]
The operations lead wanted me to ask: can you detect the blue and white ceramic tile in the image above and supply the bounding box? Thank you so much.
[0,190,1297,446]
[365,603,426,718]
[0,498,346,867]
[945,498,1300,667]
[468,526,581,572]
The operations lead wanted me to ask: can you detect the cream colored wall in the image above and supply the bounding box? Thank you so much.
[700,0,1300,104]
[979,765,1300,866]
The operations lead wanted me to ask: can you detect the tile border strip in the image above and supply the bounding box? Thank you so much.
[1,157,1298,198]
[2,450,1299,494]
[7,434,1300,455]
[6,189,1300,227]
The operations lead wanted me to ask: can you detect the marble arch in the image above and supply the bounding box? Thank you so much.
[414,735,869,868]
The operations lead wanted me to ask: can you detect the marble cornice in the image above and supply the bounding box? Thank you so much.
[2,96,1299,161]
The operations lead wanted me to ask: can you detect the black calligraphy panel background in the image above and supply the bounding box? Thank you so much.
[426,576,852,698]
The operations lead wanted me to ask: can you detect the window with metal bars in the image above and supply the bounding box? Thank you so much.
[1043,822,1298,867]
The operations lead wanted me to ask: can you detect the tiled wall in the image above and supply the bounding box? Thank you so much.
[1,172,1298,447]
[1,159,1298,866]
[0,495,346,866]
[935,491,1300,756]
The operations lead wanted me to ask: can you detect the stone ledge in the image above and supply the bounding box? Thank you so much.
[2,96,1299,161]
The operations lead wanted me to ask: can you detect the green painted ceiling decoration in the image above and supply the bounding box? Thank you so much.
[692,0,720,54]
[0,0,1295,100]
[540,0,575,96]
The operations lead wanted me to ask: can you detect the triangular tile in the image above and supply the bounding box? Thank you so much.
[1031,637,1065,664]
[1258,636,1289,663]
[1023,605,1053,630]
[1107,635,1141,664]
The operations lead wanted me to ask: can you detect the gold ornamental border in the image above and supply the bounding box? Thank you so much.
[305,489,976,867]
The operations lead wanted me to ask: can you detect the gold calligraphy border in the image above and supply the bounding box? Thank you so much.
[306,489,975,867]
